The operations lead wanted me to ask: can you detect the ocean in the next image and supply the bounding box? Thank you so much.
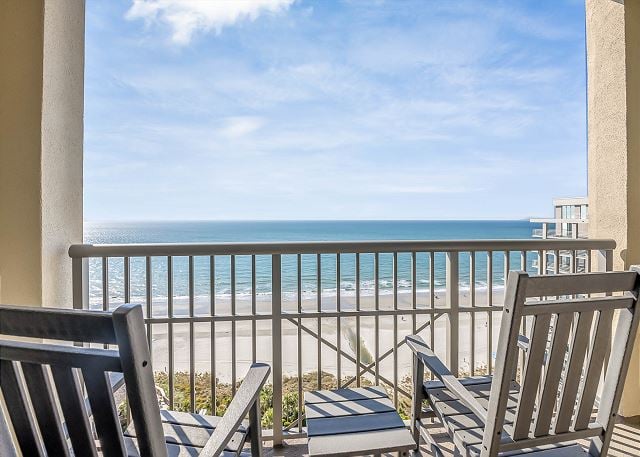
[84,220,539,309]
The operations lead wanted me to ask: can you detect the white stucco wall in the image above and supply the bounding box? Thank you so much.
[0,0,46,306]
[41,0,85,308]
[0,0,84,308]
[586,0,640,418]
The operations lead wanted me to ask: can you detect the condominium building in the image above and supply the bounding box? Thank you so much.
[530,197,588,239]
[531,197,589,273]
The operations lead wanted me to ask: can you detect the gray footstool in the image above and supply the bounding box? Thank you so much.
[304,386,416,456]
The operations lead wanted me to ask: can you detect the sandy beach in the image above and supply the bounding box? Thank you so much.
[146,288,505,383]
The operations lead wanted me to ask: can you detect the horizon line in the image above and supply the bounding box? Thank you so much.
[84,218,535,223]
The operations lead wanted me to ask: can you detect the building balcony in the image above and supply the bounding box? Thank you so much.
[60,237,639,455]
[529,218,589,225]
[531,228,589,240]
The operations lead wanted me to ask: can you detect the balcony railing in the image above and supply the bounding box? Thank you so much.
[531,228,588,239]
[69,238,615,444]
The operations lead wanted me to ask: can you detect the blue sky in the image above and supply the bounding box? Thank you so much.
[84,0,587,221]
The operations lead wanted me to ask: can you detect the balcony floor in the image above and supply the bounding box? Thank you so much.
[264,419,640,457]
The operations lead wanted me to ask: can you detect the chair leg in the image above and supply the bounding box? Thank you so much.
[410,354,425,448]
[248,399,263,456]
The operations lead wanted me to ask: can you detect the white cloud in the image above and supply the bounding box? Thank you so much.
[218,116,265,138]
[126,0,296,44]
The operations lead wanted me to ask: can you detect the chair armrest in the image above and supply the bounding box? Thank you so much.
[199,363,270,457]
[406,335,488,423]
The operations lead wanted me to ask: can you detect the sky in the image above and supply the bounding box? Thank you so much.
[84,0,588,221]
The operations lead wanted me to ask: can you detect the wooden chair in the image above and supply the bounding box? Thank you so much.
[0,303,270,456]
[407,269,640,457]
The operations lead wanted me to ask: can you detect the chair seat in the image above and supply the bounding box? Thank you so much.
[423,377,588,457]
[424,376,520,435]
[124,437,251,457]
[423,376,521,454]
[465,443,588,457]
[124,410,249,455]
[430,442,588,457]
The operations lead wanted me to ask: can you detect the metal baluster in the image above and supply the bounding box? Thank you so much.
[272,254,283,446]
[487,251,493,374]
[102,257,109,312]
[446,252,459,376]
[231,255,237,396]
[503,250,510,374]
[470,251,475,376]
[102,257,109,350]
[429,252,435,359]
[189,256,195,412]
[355,253,361,387]
[393,252,399,407]
[124,256,132,424]
[504,250,510,279]
[210,256,216,414]
[168,256,174,410]
[374,252,380,385]
[124,257,130,304]
[336,253,342,388]
[297,254,303,433]
[412,252,417,335]
[145,256,152,360]
[252,256,257,363]
[317,254,322,389]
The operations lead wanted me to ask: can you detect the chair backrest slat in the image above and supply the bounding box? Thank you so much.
[522,296,633,316]
[553,310,594,434]
[0,360,44,457]
[525,271,637,297]
[533,311,573,436]
[21,362,71,457]
[0,340,122,371]
[50,365,99,457]
[574,309,613,429]
[0,305,117,344]
[512,313,551,439]
[481,269,640,457]
[82,369,127,457]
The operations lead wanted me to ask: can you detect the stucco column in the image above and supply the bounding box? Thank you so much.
[586,0,640,418]
[0,0,84,308]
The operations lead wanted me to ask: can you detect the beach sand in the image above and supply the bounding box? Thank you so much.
[146,288,505,384]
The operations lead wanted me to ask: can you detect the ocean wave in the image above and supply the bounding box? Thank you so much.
[89,283,506,306]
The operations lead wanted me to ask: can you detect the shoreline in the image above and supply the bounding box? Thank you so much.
[90,283,506,312]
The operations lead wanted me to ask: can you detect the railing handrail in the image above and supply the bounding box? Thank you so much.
[69,238,616,258]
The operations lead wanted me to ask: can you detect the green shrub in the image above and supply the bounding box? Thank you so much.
[152,370,381,428]
[125,367,492,428]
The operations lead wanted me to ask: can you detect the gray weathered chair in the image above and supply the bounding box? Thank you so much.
[407,269,640,457]
[0,303,270,456]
